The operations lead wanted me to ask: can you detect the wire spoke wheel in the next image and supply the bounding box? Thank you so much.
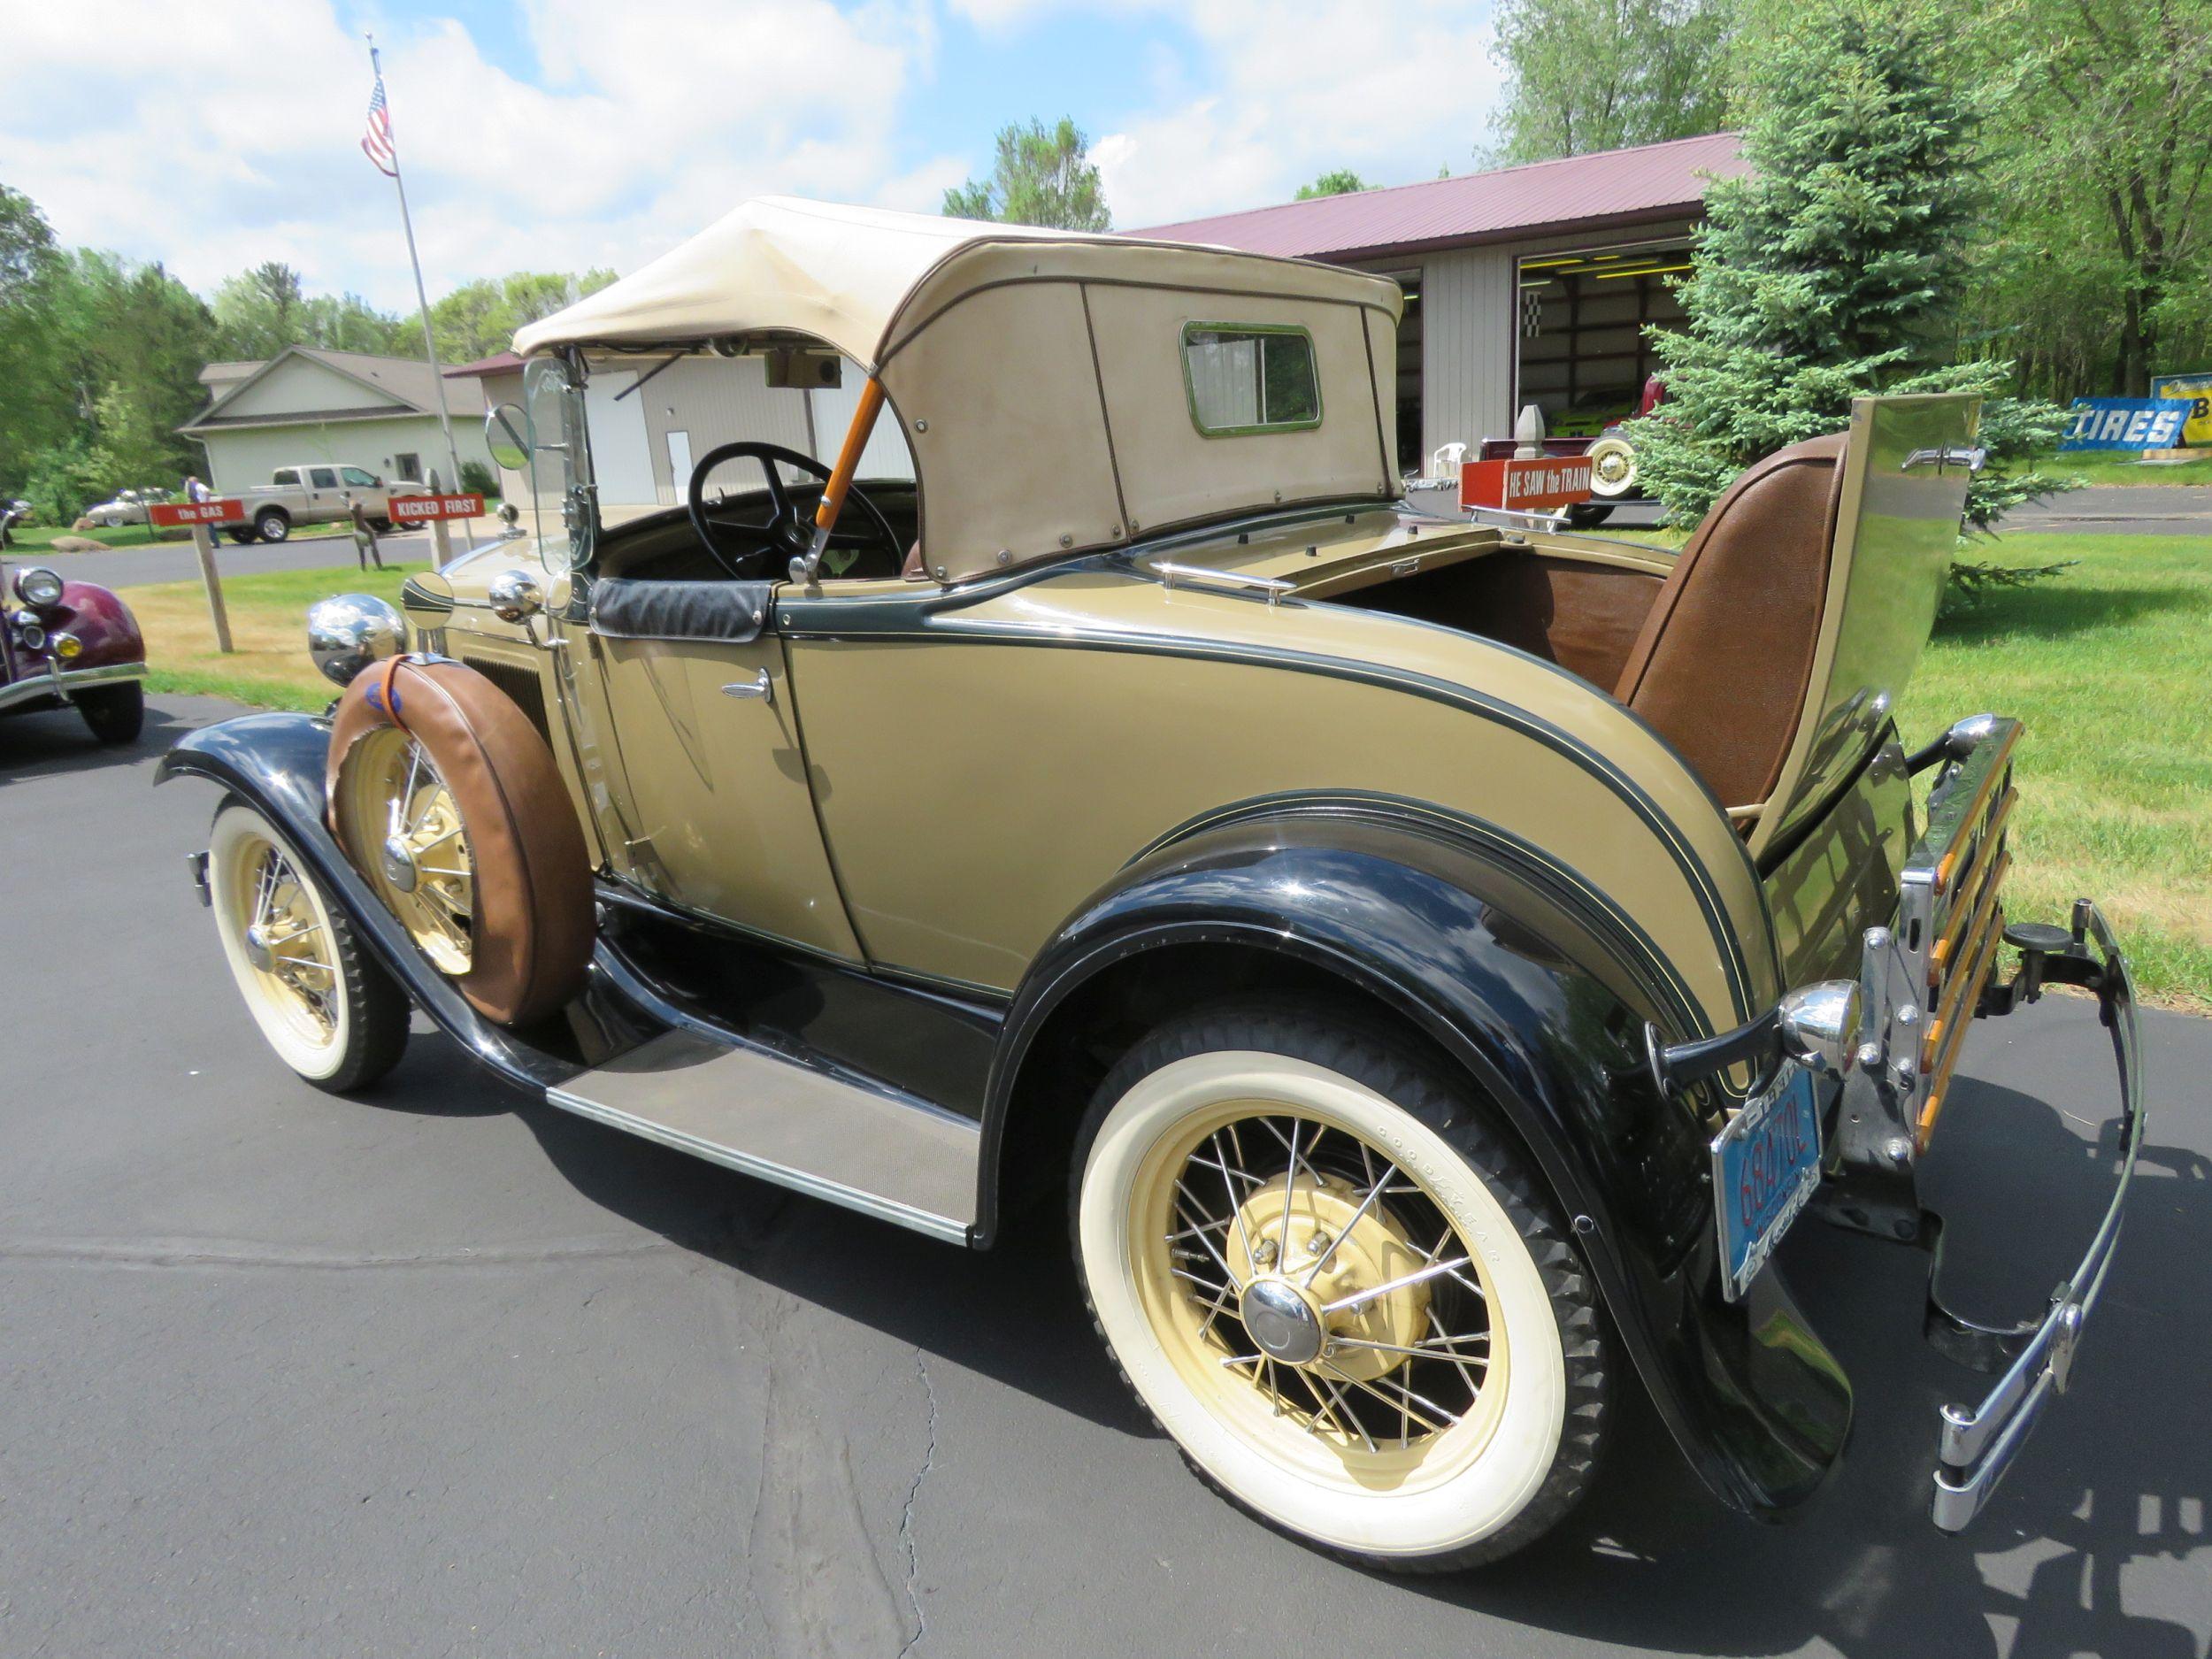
[223,832,339,1048]
[1075,1003,1608,1569]
[1134,1101,1511,1483]
[204,801,409,1092]
[338,726,475,977]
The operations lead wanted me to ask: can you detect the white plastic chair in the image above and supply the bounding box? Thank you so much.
[1429,442,1467,482]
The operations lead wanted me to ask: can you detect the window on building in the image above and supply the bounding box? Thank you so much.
[1182,325,1323,435]
[395,453,423,482]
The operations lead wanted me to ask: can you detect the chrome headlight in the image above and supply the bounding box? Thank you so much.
[14,565,65,607]
[12,609,48,653]
[306,594,408,688]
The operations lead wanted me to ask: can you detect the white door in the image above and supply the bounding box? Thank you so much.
[584,371,659,517]
[665,429,694,508]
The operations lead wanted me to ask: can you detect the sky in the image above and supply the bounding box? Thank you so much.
[1,0,1503,314]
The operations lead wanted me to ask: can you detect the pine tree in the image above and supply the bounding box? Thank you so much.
[1624,0,2071,534]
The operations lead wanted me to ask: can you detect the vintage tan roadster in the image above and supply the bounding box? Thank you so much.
[160,200,2141,1569]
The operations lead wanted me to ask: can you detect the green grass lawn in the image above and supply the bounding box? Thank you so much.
[139,562,420,715]
[1896,533,2211,1010]
[2040,453,2212,488]
[136,535,2212,1007]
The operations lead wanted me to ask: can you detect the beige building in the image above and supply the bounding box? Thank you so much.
[181,347,495,495]
[1139,133,1744,471]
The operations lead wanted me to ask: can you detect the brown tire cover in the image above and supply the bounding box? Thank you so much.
[326,657,594,1026]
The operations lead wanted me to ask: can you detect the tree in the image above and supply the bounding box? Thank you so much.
[1967,0,2210,394]
[210,263,411,360]
[944,118,1111,230]
[431,269,617,363]
[1486,0,1735,164]
[0,185,71,494]
[1296,170,1370,200]
[1621,0,2071,538]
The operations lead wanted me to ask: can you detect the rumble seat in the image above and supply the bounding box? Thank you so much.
[1612,433,1847,810]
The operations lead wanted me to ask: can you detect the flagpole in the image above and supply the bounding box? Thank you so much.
[366,35,474,556]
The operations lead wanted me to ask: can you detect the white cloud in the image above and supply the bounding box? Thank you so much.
[1086,2,1506,228]
[0,0,941,312]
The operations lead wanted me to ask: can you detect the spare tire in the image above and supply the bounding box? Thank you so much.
[326,656,593,1026]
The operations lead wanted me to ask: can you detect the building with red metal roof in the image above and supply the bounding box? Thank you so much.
[1138,133,1743,472]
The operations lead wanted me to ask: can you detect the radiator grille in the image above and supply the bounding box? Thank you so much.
[457,654,553,751]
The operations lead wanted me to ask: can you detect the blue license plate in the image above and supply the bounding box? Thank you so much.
[1712,1063,1823,1302]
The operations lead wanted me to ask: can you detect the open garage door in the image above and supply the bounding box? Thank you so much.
[1514,241,1689,436]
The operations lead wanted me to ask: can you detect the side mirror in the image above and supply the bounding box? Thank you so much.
[486,403,531,472]
[400,569,456,635]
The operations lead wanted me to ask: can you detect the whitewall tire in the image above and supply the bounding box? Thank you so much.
[1072,1000,1609,1570]
[207,801,409,1093]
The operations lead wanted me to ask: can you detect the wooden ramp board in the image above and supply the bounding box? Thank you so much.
[548,1029,979,1242]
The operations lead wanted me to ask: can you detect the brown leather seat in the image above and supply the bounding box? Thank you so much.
[1612,432,1847,809]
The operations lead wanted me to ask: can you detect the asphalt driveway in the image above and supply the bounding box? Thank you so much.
[2001,484,2212,535]
[17,524,503,588]
[1,694,2205,1657]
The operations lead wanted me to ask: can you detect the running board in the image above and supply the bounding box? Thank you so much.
[546,1029,979,1244]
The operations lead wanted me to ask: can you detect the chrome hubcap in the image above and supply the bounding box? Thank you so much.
[1239,1278,1325,1364]
[242,922,275,972]
[380,833,420,893]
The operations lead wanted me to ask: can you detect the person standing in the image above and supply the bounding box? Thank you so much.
[348,495,384,572]
[184,474,212,505]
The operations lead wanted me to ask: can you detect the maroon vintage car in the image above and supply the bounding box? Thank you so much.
[0,503,147,743]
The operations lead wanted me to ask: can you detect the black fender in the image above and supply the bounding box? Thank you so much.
[156,713,580,1094]
[982,795,1851,1517]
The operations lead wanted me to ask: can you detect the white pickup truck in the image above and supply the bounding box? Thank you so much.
[224,465,423,544]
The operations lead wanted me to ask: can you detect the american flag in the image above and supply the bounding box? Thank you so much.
[361,75,397,177]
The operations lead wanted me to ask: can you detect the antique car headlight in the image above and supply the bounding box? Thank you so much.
[12,610,48,653]
[50,631,82,660]
[14,565,65,607]
[488,569,545,624]
[306,594,408,688]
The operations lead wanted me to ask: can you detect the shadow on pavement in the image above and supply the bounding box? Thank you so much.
[441,1001,2198,1655]
[0,698,191,784]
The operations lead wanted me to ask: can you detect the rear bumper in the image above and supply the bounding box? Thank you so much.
[1925,901,2141,1531]
[1817,716,2145,1532]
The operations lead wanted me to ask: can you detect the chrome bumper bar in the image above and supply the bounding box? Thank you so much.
[1927,900,2143,1532]
[0,657,147,715]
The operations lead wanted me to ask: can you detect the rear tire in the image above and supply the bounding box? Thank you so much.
[77,681,143,744]
[1071,997,1609,1571]
[253,509,290,543]
[1563,502,1614,529]
[206,801,409,1092]
[227,527,259,545]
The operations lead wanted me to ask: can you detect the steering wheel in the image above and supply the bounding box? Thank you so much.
[685,441,903,582]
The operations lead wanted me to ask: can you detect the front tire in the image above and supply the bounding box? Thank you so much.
[253,509,290,543]
[206,801,409,1092]
[77,680,143,744]
[1072,999,1608,1571]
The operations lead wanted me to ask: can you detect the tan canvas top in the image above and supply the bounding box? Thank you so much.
[512,196,1395,368]
[515,198,1093,365]
[516,196,1406,582]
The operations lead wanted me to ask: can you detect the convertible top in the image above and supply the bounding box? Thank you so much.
[516,196,1406,581]
[513,196,1394,372]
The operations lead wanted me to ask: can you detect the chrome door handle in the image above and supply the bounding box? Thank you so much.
[1901,445,1987,474]
[720,669,773,704]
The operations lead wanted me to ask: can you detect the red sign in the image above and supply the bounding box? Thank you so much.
[149,498,242,527]
[388,493,486,524]
[1460,457,1593,515]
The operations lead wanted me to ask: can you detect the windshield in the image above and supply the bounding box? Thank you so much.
[523,357,589,572]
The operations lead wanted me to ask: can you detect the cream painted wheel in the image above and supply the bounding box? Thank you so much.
[1075,1002,1608,1569]
[334,726,475,978]
[207,802,408,1092]
[1587,435,1637,498]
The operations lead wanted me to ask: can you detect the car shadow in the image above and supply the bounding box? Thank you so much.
[428,1022,2198,1653]
[0,698,190,782]
[1391,1071,2205,1657]
[1934,580,2191,644]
